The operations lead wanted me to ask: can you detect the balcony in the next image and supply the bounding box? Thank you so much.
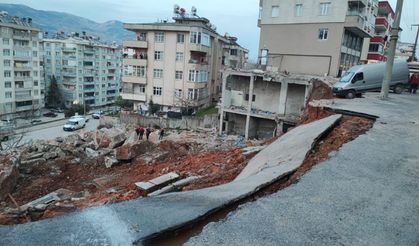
[13,65,32,71]
[370,36,385,44]
[13,55,31,61]
[83,49,95,54]
[14,76,32,81]
[348,0,367,8]
[122,76,147,84]
[120,92,146,102]
[62,72,77,77]
[188,62,209,71]
[13,45,31,51]
[123,58,147,66]
[344,14,373,38]
[123,40,148,49]
[15,105,34,111]
[62,47,77,53]
[375,17,389,32]
[15,83,33,90]
[15,94,33,102]
[189,43,211,53]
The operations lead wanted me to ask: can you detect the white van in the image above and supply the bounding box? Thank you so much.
[63,117,86,131]
[333,60,410,98]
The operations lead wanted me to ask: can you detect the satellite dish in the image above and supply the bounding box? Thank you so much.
[191,6,197,16]
[173,4,180,14]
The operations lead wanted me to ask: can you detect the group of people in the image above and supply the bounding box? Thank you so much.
[409,73,419,94]
[135,126,165,141]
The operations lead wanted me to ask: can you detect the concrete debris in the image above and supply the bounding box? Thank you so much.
[104,156,119,168]
[116,141,153,161]
[85,148,99,158]
[241,146,266,157]
[95,128,126,149]
[0,155,20,201]
[135,172,180,193]
[148,176,201,197]
[20,189,75,211]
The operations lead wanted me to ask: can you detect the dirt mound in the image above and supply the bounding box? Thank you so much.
[307,79,333,102]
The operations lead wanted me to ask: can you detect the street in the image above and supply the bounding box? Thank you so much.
[15,118,100,144]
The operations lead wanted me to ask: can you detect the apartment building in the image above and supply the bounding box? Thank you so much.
[258,0,378,77]
[219,70,310,140]
[43,33,121,109]
[395,41,414,61]
[367,1,394,62]
[121,10,247,113]
[0,12,44,120]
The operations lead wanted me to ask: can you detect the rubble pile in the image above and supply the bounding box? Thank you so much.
[0,124,265,225]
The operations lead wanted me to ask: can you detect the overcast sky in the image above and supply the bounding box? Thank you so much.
[1,0,418,60]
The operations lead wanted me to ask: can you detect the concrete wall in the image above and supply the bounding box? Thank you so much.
[259,23,345,76]
[225,113,246,136]
[252,80,281,113]
[285,84,306,116]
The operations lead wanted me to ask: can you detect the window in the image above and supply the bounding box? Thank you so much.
[5,92,12,99]
[295,4,303,17]
[153,69,163,78]
[176,52,184,61]
[271,5,279,17]
[154,51,164,60]
[369,44,383,53]
[4,71,11,77]
[138,32,147,41]
[33,51,38,57]
[2,38,9,45]
[352,73,364,83]
[245,94,256,102]
[153,86,162,96]
[318,28,329,40]
[320,2,331,16]
[3,60,10,67]
[188,88,194,100]
[5,81,11,88]
[3,49,10,56]
[230,49,238,56]
[34,90,39,96]
[32,41,37,47]
[175,89,182,98]
[34,80,39,86]
[188,70,208,82]
[201,33,210,46]
[138,85,146,94]
[177,33,185,43]
[33,71,38,76]
[190,32,199,44]
[155,32,165,42]
[175,71,183,80]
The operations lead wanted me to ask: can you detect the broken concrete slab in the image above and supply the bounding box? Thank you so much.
[148,176,201,197]
[104,156,119,168]
[135,172,180,193]
[241,145,266,157]
[135,181,155,192]
[235,114,342,180]
[0,155,20,201]
[20,189,74,211]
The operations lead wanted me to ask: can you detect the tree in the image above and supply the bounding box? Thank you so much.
[114,96,133,109]
[46,75,63,108]
[64,104,90,117]
[149,99,160,115]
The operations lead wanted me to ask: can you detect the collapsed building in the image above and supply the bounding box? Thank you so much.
[219,69,335,139]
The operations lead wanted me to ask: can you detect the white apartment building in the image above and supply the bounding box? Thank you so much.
[43,33,122,109]
[0,12,44,120]
[121,11,247,113]
[258,0,378,77]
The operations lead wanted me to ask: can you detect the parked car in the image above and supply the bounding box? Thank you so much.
[92,111,103,119]
[51,108,64,113]
[0,125,14,142]
[30,119,42,124]
[63,117,86,131]
[71,115,89,122]
[43,112,58,117]
[333,60,410,99]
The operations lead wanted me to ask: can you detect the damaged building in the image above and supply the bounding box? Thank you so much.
[219,70,315,139]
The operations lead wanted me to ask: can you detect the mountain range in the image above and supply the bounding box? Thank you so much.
[0,3,134,44]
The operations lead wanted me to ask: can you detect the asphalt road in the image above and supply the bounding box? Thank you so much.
[187,93,419,246]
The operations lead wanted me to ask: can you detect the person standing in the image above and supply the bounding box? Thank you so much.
[159,128,165,140]
[139,127,145,140]
[409,73,419,94]
[146,127,151,140]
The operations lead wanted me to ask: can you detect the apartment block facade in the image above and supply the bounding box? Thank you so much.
[258,0,378,77]
[121,16,247,113]
[0,13,44,120]
[367,1,394,62]
[43,35,121,109]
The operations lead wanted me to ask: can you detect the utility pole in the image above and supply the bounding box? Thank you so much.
[380,0,404,99]
[411,24,419,62]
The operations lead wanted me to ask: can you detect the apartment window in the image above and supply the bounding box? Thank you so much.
[295,4,303,17]
[369,44,383,53]
[2,38,9,45]
[34,80,39,86]
[153,69,163,78]
[4,71,11,77]
[320,2,331,16]
[153,86,162,96]
[5,92,12,99]
[188,70,208,82]
[230,49,238,56]
[33,51,38,57]
[154,51,164,60]
[190,32,200,44]
[3,49,10,56]
[174,89,182,98]
[201,33,210,47]
[32,41,37,47]
[271,5,279,17]
[5,81,11,88]
[175,71,183,80]
[155,32,165,42]
[177,33,185,43]
[259,6,263,19]
[318,28,329,40]
[138,32,147,41]
[176,52,184,61]
[245,94,256,102]
[138,85,146,94]
[34,71,38,76]
[34,90,39,96]
[3,60,10,67]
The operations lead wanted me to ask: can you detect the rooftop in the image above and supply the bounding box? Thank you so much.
[0,11,39,31]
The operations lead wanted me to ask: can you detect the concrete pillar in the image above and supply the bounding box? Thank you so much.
[278,81,288,115]
[304,84,311,105]
[219,73,229,135]
[244,75,255,140]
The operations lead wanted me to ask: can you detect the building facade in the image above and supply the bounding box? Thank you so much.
[367,1,395,62]
[43,34,121,109]
[258,0,378,77]
[121,13,247,113]
[395,41,414,61]
[0,12,44,120]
